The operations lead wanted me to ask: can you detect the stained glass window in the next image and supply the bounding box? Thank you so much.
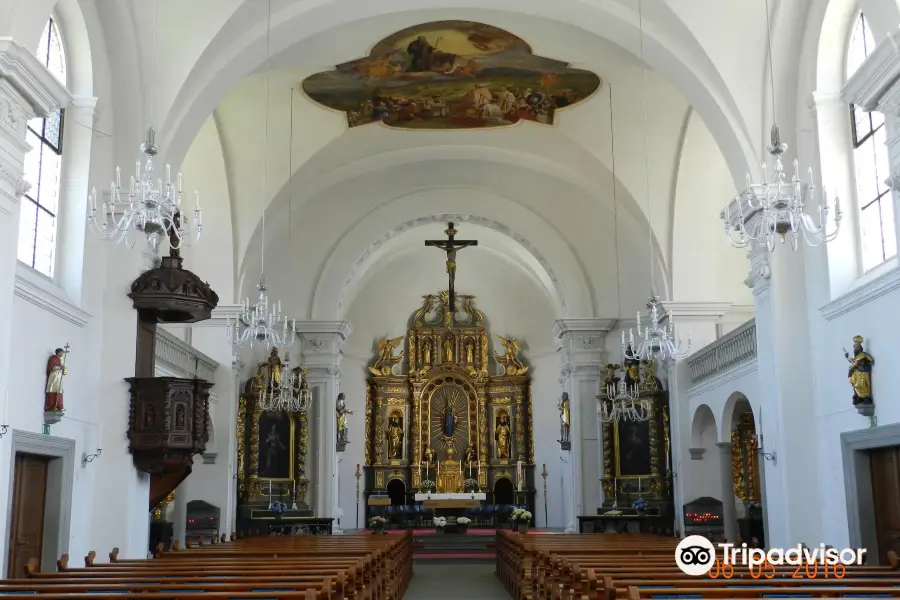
[18,18,67,277]
[847,12,897,270]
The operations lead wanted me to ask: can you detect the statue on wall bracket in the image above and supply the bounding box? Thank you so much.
[844,335,875,417]
[336,392,353,451]
[558,392,571,450]
[44,344,69,426]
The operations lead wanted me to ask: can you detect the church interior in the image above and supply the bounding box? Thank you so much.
[1,0,899,596]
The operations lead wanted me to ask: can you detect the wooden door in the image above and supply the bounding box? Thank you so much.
[870,446,900,564]
[5,454,49,578]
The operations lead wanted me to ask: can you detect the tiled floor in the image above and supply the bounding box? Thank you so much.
[404,562,509,599]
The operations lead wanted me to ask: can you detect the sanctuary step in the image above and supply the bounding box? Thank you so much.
[411,530,496,560]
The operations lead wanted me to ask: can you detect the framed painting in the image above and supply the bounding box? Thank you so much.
[256,410,295,481]
[615,419,651,477]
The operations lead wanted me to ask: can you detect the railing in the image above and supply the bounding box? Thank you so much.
[155,328,218,381]
[687,319,757,385]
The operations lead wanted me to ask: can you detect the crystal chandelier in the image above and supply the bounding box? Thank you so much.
[724,125,842,251]
[227,277,295,349]
[623,296,690,362]
[258,359,313,413]
[88,128,202,251]
[226,0,293,351]
[598,363,649,423]
[724,0,841,252]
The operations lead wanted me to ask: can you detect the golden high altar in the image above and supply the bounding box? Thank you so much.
[364,291,535,510]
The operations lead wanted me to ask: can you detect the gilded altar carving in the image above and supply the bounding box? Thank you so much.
[365,291,535,502]
[731,412,760,501]
[236,361,311,509]
[600,373,670,507]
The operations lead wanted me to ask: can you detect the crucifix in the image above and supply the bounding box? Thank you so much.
[425,223,477,323]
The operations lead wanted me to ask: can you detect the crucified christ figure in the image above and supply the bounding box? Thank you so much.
[424,223,477,321]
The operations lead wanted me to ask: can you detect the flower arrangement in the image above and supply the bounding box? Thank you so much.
[270,501,288,518]
[633,497,647,512]
[420,480,436,491]
[510,508,532,523]
[433,516,448,528]
[368,516,387,531]
[603,509,622,516]
[457,517,472,526]
[463,478,479,491]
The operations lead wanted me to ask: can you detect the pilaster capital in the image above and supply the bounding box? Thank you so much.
[552,318,615,370]
[294,320,352,369]
[716,442,732,454]
[0,38,72,132]
[743,242,771,296]
[843,30,900,114]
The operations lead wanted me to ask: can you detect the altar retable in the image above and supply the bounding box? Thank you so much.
[362,224,536,521]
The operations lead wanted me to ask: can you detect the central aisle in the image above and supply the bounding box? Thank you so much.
[404,562,508,599]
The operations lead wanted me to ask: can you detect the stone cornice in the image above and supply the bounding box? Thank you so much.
[820,263,900,321]
[293,320,353,339]
[551,318,616,339]
[661,301,732,320]
[842,30,900,111]
[14,266,91,328]
[164,304,244,328]
[0,38,72,117]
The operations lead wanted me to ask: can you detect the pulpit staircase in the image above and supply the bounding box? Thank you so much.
[149,465,191,510]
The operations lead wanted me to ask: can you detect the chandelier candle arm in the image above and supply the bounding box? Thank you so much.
[88,128,203,251]
[623,296,691,362]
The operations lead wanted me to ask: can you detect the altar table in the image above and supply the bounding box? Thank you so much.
[415,492,486,509]
[414,493,486,501]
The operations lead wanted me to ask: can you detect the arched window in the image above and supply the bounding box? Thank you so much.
[847,12,896,271]
[17,18,67,278]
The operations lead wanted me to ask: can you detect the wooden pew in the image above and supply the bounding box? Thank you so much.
[9,532,413,600]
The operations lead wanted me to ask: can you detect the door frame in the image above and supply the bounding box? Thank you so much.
[841,423,900,557]
[4,430,75,576]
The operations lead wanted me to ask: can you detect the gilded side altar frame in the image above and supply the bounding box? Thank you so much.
[600,387,671,504]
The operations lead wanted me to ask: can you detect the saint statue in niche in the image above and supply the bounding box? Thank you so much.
[387,414,404,459]
[495,413,511,459]
[441,400,455,438]
[443,338,454,362]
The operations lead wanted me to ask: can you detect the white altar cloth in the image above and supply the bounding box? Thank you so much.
[414,493,486,501]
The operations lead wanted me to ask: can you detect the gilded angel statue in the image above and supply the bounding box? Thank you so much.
[495,335,528,376]
[369,335,405,376]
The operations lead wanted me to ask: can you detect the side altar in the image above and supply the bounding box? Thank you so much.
[234,352,333,535]
[364,292,535,522]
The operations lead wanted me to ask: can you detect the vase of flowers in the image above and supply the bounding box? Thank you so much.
[633,497,647,515]
[433,516,447,533]
[456,516,471,533]
[270,501,287,520]
[421,480,436,498]
[510,508,532,533]
[368,516,387,533]
[463,478,479,493]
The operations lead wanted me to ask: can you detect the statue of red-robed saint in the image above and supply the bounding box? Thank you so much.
[44,345,69,412]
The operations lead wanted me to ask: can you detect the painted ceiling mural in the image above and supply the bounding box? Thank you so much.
[301,21,603,130]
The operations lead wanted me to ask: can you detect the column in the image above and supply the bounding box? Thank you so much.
[552,318,615,533]
[294,321,352,521]
[661,302,731,537]
[171,481,188,546]
[171,305,243,535]
[717,442,739,543]
[0,39,71,571]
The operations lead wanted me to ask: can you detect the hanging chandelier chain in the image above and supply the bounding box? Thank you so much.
[638,0,655,294]
[227,0,295,351]
[764,0,777,127]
